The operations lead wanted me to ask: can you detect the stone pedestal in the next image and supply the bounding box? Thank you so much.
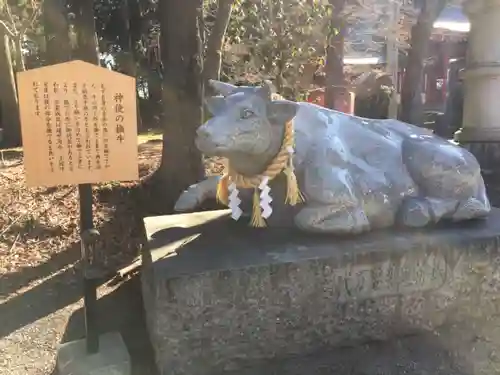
[142,209,500,375]
[56,332,131,375]
[456,0,500,205]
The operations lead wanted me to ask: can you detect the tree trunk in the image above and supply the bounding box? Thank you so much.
[0,33,21,146]
[72,0,99,64]
[14,35,25,72]
[152,0,204,211]
[263,0,274,76]
[325,0,346,110]
[130,0,153,130]
[400,0,447,125]
[128,0,143,60]
[116,0,136,76]
[146,69,162,125]
[148,71,163,103]
[146,33,163,128]
[204,0,233,85]
[118,0,143,130]
[43,0,71,65]
[275,0,285,92]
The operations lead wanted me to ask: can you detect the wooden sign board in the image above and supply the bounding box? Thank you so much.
[17,60,139,187]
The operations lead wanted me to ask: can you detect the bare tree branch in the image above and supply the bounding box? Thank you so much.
[4,3,17,33]
[24,4,42,33]
[0,20,16,38]
[0,0,42,36]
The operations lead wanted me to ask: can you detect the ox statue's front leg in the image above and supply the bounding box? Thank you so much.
[174,176,220,212]
[294,161,370,234]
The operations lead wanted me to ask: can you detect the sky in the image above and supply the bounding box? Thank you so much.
[433,5,470,32]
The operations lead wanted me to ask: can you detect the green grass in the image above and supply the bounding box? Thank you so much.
[137,129,162,144]
[0,146,22,152]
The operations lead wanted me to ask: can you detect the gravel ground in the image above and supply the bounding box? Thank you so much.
[0,259,157,375]
[0,143,161,375]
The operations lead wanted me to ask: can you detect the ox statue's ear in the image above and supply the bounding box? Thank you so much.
[267,100,298,125]
[208,79,237,96]
[205,96,226,116]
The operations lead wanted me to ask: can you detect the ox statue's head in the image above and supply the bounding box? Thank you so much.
[196,80,298,159]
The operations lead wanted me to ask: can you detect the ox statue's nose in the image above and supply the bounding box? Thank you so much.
[195,125,218,154]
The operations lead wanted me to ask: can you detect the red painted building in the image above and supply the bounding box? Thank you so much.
[421,32,468,111]
[305,5,470,115]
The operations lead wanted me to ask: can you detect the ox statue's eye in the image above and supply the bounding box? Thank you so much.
[240,108,254,119]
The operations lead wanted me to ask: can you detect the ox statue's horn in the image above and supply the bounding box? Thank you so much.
[208,79,237,96]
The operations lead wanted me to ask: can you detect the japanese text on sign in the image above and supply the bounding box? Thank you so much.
[17,60,138,187]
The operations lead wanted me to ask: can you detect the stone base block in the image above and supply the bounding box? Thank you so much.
[56,331,130,375]
[141,209,500,375]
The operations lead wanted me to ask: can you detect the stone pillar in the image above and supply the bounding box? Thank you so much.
[455,0,500,205]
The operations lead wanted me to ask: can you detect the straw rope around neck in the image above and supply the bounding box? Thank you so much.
[216,118,305,227]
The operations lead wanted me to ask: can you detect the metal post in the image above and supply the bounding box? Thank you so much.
[78,183,101,354]
[83,265,99,353]
[79,184,93,230]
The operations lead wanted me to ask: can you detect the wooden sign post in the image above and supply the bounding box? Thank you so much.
[17,60,139,354]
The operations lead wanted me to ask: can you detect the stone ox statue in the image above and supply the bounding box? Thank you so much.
[174,80,491,234]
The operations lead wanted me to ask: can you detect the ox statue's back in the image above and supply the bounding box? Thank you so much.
[174,80,491,234]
